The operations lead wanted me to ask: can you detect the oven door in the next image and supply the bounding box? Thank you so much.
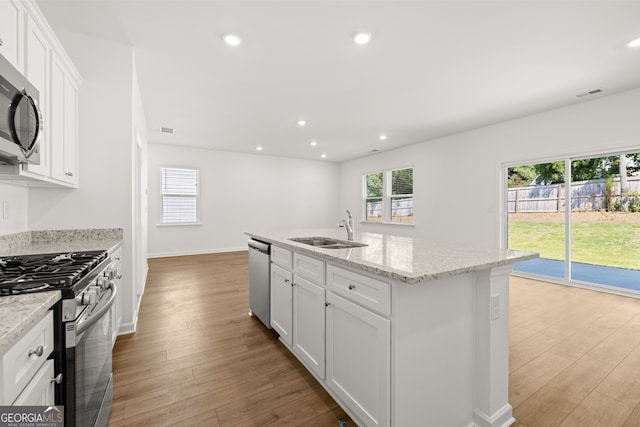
[69,283,117,427]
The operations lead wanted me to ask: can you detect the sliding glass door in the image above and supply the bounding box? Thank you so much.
[507,162,566,279]
[507,151,640,293]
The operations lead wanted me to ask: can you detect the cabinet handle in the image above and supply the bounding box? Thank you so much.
[51,373,63,384]
[291,282,295,287]
[0,38,3,47]
[284,278,290,283]
[325,302,331,307]
[65,171,74,177]
[28,345,44,358]
[348,284,356,290]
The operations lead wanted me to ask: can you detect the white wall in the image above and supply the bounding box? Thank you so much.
[27,30,140,332]
[131,52,149,316]
[340,88,640,248]
[0,183,28,234]
[147,144,341,257]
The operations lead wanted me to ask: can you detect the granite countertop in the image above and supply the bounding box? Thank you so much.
[0,291,60,353]
[0,228,123,256]
[245,228,538,284]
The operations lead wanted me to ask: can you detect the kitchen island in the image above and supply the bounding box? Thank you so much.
[245,228,537,427]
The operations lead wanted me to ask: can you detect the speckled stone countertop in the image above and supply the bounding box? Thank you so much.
[0,228,123,256]
[245,228,538,284]
[0,291,60,353]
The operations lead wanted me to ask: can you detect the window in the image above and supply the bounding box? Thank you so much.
[363,167,413,224]
[161,167,199,224]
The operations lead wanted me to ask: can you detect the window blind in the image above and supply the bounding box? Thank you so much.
[161,167,199,223]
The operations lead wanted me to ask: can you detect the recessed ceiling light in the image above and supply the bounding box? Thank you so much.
[223,33,242,47]
[353,32,372,45]
[256,146,263,151]
[321,153,327,158]
[628,37,640,48]
[379,134,387,141]
[310,140,318,147]
[297,119,307,127]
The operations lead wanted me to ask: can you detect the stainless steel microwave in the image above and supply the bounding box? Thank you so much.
[0,53,42,165]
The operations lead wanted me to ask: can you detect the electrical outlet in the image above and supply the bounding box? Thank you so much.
[491,293,501,320]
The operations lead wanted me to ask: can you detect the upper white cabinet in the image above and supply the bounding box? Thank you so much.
[50,51,78,184]
[0,0,81,188]
[23,13,50,178]
[0,0,24,72]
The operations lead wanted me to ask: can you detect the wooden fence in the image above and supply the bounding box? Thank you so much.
[507,177,640,213]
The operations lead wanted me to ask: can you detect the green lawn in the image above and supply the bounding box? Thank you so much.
[508,221,640,270]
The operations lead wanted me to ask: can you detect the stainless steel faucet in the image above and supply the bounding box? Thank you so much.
[338,210,354,241]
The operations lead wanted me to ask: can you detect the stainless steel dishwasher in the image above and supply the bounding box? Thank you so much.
[248,238,271,329]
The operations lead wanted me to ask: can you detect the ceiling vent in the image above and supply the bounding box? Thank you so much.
[161,127,174,134]
[575,89,603,98]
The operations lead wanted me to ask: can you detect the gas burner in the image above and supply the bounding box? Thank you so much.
[0,250,108,296]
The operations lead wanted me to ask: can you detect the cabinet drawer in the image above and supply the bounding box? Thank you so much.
[12,359,55,406]
[271,246,292,269]
[327,265,391,316]
[293,253,325,284]
[0,310,54,405]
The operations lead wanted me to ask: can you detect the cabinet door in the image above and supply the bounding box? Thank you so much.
[50,53,65,181]
[62,77,78,183]
[50,52,78,185]
[12,359,55,406]
[0,0,23,71]
[23,15,50,177]
[326,292,390,427]
[292,275,325,379]
[270,263,293,346]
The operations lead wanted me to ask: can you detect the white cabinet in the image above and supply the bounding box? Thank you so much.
[50,52,78,185]
[23,13,50,178]
[13,359,55,405]
[292,274,325,378]
[0,0,81,188]
[109,246,123,347]
[270,263,293,345]
[326,292,390,427]
[0,0,24,71]
[270,247,326,379]
[0,310,55,406]
[271,246,292,270]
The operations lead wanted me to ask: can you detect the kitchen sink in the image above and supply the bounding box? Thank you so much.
[289,237,368,249]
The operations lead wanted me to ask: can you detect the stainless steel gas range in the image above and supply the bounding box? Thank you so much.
[0,250,118,427]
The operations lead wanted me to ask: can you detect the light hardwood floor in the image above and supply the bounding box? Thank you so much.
[107,252,640,427]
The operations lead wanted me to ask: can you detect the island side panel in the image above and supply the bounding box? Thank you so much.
[392,273,476,427]
[473,265,514,427]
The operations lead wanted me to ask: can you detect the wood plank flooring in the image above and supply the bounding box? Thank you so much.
[107,252,351,427]
[510,277,640,427]
[107,252,640,427]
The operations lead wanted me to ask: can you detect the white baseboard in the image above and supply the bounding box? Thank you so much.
[147,246,247,258]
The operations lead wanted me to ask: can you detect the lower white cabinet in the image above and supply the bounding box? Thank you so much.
[292,275,325,379]
[326,291,390,427]
[0,310,55,405]
[13,359,55,405]
[271,260,327,379]
[271,263,293,345]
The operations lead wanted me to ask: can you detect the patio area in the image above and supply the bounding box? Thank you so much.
[513,258,640,292]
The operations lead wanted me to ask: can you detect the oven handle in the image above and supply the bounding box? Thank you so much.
[76,282,117,335]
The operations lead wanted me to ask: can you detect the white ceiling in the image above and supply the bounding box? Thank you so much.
[37,0,640,162]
